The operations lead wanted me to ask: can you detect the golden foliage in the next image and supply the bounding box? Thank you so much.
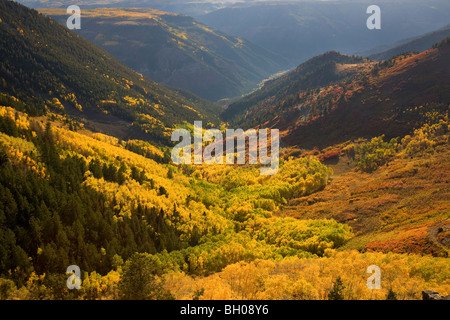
[164,250,450,300]
[0,106,30,130]
[0,132,46,177]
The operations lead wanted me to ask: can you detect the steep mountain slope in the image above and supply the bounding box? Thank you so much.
[282,42,450,148]
[362,25,450,61]
[0,0,221,144]
[40,8,289,102]
[227,40,450,149]
[222,51,370,126]
[198,0,450,65]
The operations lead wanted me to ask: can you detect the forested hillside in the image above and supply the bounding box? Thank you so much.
[0,0,221,145]
[283,41,450,148]
[0,94,355,298]
[1,95,448,299]
[222,52,369,126]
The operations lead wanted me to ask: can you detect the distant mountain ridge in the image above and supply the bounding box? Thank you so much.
[198,1,450,66]
[16,0,228,16]
[40,8,289,102]
[361,24,450,60]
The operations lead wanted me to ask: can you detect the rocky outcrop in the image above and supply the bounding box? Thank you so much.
[422,290,450,300]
